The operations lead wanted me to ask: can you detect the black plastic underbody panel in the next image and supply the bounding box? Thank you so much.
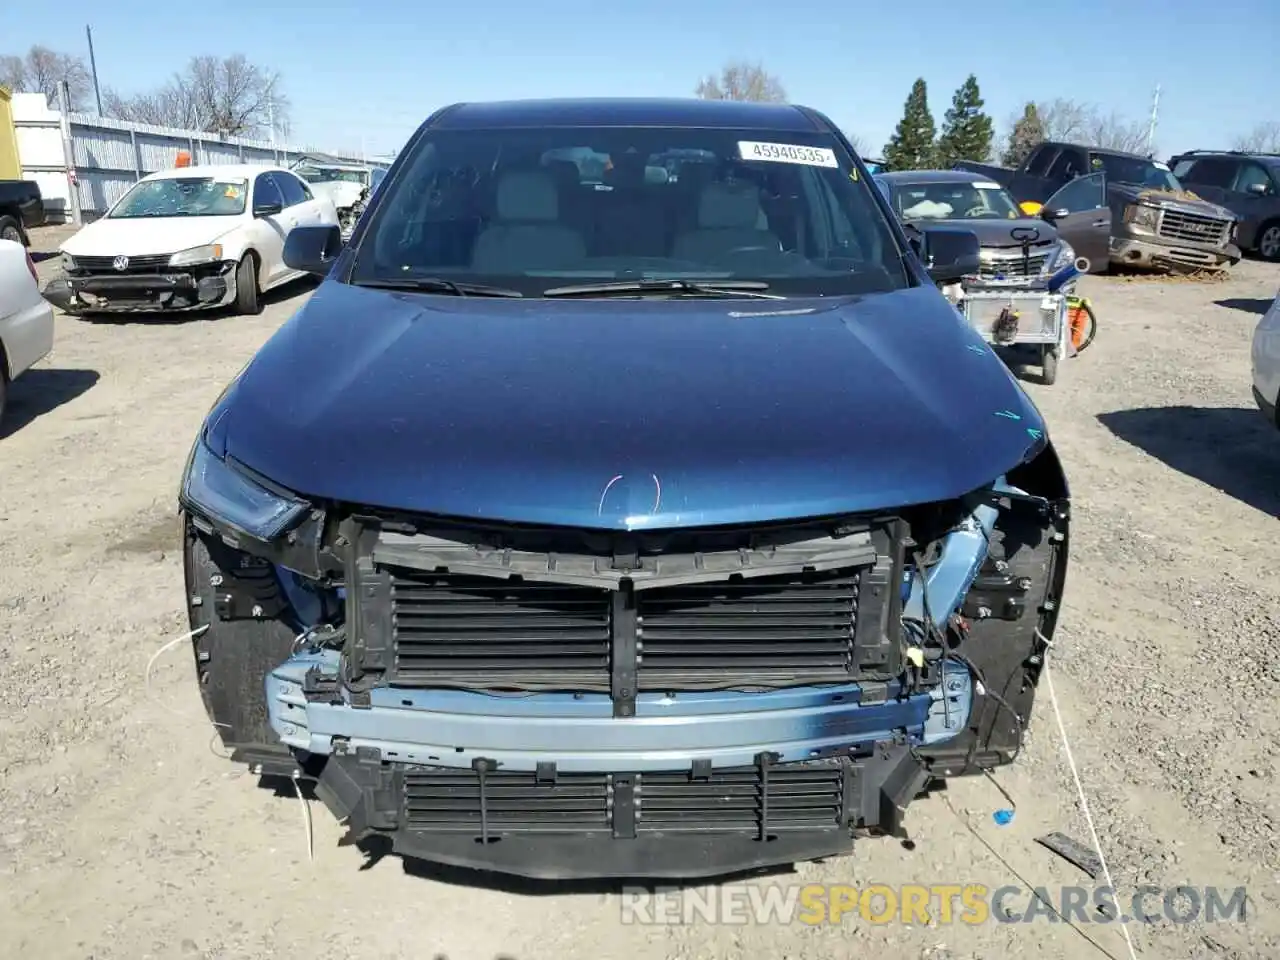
[312,748,929,880]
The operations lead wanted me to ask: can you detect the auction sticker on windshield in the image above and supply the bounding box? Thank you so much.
[974,182,1002,189]
[738,141,839,168]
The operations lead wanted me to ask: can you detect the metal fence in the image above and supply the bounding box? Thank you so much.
[14,92,374,222]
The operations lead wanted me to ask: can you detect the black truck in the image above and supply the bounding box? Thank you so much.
[956,141,1241,273]
[0,179,46,246]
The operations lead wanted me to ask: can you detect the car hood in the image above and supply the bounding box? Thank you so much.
[1107,182,1235,220]
[214,282,1047,530]
[61,216,242,257]
[905,217,1060,249]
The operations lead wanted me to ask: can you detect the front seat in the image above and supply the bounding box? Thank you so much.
[470,170,586,272]
[672,181,782,265]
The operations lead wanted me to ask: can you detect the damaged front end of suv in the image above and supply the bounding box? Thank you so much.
[177,97,1070,881]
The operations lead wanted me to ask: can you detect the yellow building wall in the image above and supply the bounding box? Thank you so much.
[0,86,21,180]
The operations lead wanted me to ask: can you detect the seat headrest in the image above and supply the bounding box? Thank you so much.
[495,170,559,221]
[697,182,763,229]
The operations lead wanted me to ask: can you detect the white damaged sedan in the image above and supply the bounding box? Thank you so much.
[43,164,338,317]
[1252,286,1280,429]
[0,238,55,424]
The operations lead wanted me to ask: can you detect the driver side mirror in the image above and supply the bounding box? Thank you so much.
[283,224,343,275]
[914,225,981,283]
[253,200,283,218]
[1247,182,1271,196]
[1041,207,1071,222]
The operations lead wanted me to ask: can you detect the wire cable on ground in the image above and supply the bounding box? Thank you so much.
[1043,648,1140,960]
[292,770,314,862]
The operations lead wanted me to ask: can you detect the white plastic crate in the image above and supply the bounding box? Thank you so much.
[960,290,1066,347]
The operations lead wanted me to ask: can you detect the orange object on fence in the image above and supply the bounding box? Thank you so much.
[175,150,192,168]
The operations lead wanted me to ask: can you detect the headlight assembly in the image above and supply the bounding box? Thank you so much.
[1048,241,1076,273]
[169,243,225,267]
[1124,204,1159,231]
[180,439,308,541]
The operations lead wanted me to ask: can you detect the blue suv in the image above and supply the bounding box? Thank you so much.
[179,97,1070,880]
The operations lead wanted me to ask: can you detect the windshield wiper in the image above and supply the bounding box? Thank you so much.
[351,277,524,298]
[542,279,781,299]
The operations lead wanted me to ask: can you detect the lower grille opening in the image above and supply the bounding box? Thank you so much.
[401,759,847,840]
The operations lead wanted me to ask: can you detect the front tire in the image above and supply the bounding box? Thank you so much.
[233,253,262,315]
[1256,221,1280,263]
[0,215,25,246]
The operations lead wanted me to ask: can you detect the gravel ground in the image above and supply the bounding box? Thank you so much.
[1,225,1278,960]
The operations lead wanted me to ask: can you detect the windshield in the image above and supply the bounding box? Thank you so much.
[1088,152,1180,191]
[348,127,910,298]
[891,179,1023,221]
[109,177,248,218]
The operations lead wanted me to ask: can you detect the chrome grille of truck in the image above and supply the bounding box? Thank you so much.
[385,566,862,692]
[977,248,1052,280]
[72,254,174,273]
[401,758,847,838]
[1157,210,1231,246]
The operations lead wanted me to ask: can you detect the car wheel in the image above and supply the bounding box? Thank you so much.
[1257,222,1280,263]
[1041,347,1059,385]
[233,253,262,315]
[0,215,24,245]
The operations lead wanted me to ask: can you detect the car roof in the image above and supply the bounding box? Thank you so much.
[429,97,825,132]
[141,163,290,181]
[875,169,997,185]
[1170,150,1280,166]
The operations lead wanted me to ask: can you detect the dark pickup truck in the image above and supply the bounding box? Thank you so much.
[956,141,1241,273]
[0,179,46,246]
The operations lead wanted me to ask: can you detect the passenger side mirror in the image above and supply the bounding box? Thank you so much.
[253,200,284,218]
[1041,207,1071,222]
[283,224,343,275]
[1247,182,1270,196]
[916,225,981,283]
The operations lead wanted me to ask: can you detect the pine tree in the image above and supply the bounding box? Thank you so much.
[1001,102,1046,168]
[882,78,936,171]
[936,75,994,167]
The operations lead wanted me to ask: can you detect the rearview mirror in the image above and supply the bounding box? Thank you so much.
[253,200,283,218]
[283,224,343,275]
[916,225,981,283]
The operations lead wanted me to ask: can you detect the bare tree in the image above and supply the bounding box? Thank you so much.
[1085,110,1151,153]
[1233,121,1280,153]
[105,54,287,138]
[695,61,787,103]
[1034,98,1093,143]
[0,45,92,110]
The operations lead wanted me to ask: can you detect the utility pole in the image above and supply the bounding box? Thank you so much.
[1146,83,1161,157]
[85,26,104,116]
[265,73,279,162]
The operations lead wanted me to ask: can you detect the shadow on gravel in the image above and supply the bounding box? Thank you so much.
[29,250,59,263]
[1098,405,1280,516]
[1,367,101,439]
[1214,297,1272,315]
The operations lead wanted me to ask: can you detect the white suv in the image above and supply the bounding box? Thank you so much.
[0,238,56,426]
[1252,287,1280,429]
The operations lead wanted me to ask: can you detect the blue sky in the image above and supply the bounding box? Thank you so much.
[5,0,1277,160]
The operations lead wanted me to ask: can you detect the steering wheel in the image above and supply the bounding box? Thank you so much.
[964,205,988,218]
